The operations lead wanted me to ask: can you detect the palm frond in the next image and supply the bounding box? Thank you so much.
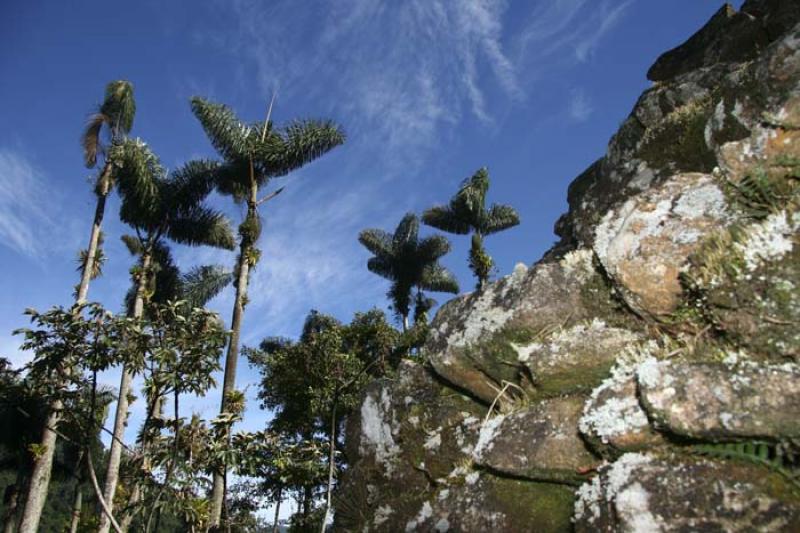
[213,160,251,203]
[483,204,520,235]
[190,97,249,161]
[392,213,419,250]
[358,229,393,257]
[366,256,395,281]
[112,138,165,228]
[419,264,459,294]
[417,235,451,262]
[101,80,136,138]
[81,112,109,168]
[179,265,233,308]
[421,205,471,234]
[260,119,345,179]
[167,206,236,251]
[166,159,220,213]
[120,234,144,256]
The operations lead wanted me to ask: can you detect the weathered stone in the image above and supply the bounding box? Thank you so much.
[574,453,800,532]
[647,4,767,82]
[518,319,640,398]
[402,473,574,533]
[579,353,665,455]
[473,397,598,483]
[593,172,731,317]
[336,360,484,531]
[637,359,800,440]
[427,251,628,403]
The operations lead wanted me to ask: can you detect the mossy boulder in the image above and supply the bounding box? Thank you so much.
[574,452,800,532]
[593,172,732,317]
[519,319,640,399]
[579,353,666,456]
[403,473,575,533]
[473,397,599,483]
[427,251,629,403]
[637,359,800,441]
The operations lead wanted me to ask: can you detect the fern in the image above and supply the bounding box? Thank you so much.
[691,441,800,492]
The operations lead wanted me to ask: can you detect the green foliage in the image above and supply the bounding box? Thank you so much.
[726,163,800,220]
[82,80,136,168]
[111,138,235,251]
[190,97,346,193]
[422,167,519,289]
[359,213,459,326]
[691,441,800,493]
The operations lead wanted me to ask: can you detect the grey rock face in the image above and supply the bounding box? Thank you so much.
[638,359,800,440]
[574,453,800,532]
[593,172,731,317]
[472,397,598,483]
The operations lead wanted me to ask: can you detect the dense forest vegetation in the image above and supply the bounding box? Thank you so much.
[0,80,518,532]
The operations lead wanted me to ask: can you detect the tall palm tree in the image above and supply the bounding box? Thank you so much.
[189,96,345,528]
[359,213,459,331]
[422,167,520,290]
[77,80,136,303]
[16,81,136,533]
[97,139,235,533]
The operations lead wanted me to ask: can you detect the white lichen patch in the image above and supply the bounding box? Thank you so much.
[616,482,664,532]
[434,517,451,532]
[405,501,433,532]
[472,414,506,462]
[423,429,442,451]
[373,505,394,528]
[437,262,530,349]
[559,248,596,282]
[580,342,658,443]
[360,388,401,476]
[636,357,672,389]
[511,341,542,363]
[465,471,480,485]
[736,210,799,271]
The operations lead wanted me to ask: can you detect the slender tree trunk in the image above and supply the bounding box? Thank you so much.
[68,450,85,533]
[17,168,113,533]
[2,468,24,533]
[68,485,83,533]
[77,166,112,304]
[98,252,151,533]
[271,488,282,533]
[18,412,60,533]
[402,314,409,333]
[320,402,337,533]
[210,173,258,529]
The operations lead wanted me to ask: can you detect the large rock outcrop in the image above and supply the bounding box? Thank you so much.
[336,2,800,531]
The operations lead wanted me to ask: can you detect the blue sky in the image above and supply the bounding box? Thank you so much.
[1,0,726,459]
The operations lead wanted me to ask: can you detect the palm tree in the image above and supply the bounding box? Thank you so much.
[358,213,459,331]
[422,167,520,290]
[77,80,136,303]
[16,81,136,533]
[97,139,235,533]
[189,96,345,527]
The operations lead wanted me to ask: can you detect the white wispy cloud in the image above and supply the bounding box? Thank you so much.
[568,88,593,122]
[0,148,55,259]
[516,0,632,64]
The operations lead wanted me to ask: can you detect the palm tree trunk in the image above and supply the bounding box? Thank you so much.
[320,402,337,533]
[17,411,59,532]
[271,488,282,533]
[210,174,258,529]
[77,164,112,304]
[68,450,85,533]
[2,468,25,533]
[17,169,113,533]
[98,252,151,533]
[68,484,83,533]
